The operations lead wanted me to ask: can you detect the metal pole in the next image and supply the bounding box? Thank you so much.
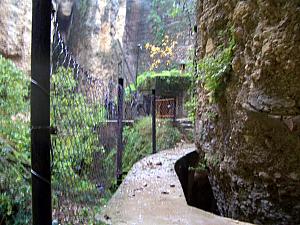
[31,0,52,224]
[135,44,141,88]
[117,78,124,185]
[152,89,156,154]
[173,98,177,123]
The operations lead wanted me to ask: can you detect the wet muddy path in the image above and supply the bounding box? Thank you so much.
[98,144,251,225]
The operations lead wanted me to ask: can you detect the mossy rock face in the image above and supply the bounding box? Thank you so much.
[195,0,300,224]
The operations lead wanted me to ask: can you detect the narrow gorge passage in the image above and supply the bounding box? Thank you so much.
[1,0,299,224]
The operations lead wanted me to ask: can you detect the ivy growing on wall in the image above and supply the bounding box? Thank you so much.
[184,28,236,122]
[198,34,235,103]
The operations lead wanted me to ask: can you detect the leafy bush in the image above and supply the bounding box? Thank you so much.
[51,68,111,199]
[51,68,116,223]
[125,69,192,96]
[0,60,112,224]
[122,117,181,173]
[0,55,31,224]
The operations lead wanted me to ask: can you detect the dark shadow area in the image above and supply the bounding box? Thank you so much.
[175,151,220,215]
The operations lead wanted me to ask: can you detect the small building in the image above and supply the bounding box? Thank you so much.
[137,69,191,119]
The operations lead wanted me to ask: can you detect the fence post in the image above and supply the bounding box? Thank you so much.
[135,44,141,88]
[173,98,177,123]
[152,89,156,154]
[31,0,52,225]
[116,78,124,185]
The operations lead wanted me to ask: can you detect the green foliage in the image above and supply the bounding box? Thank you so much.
[51,68,108,198]
[51,68,116,222]
[189,158,208,173]
[169,4,181,18]
[198,37,235,102]
[185,96,197,123]
[125,69,191,95]
[133,69,191,96]
[122,117,181,173]
[188,151,218,173]
[0,55,31,224]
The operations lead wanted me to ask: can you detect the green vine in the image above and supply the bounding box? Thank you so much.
[198,35,235,103]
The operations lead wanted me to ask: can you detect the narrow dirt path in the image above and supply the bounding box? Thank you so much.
[98,144,251,225]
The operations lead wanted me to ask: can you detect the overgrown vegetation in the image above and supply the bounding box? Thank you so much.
[188,153,220,173]
[148,0,165,43]
[189,158,208,173]
[198,35,235,103]
[51,68,108,186]
[184,31,235,122]
[0,61,113,224]
[51,68,115,223]
[126,69,192,96]
[122,117,181,173]
[185,96,197,123]
[0,55,31,224]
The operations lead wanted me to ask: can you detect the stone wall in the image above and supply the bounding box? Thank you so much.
[195,0,300,224]
[0,0,127,82]
[0,0,32,73]
[69,0,127,86]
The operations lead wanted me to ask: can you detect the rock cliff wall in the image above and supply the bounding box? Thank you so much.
[122,0,152,80]
[69,0,127,85]
[0,0,194,83]
[195,1,300,224]
[0,0,32,73]
[0,0,127,81]
[122,0,195,77]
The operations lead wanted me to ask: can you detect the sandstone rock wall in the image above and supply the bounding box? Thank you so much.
[195,1,300,224]
[0,0,127,81]
[0,0,32,73]
[69,0,127,85]
[122,0,152,81]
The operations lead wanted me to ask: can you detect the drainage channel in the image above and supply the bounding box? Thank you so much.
[175,151,220,215]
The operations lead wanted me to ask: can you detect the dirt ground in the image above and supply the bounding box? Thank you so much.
[97,144,252,225]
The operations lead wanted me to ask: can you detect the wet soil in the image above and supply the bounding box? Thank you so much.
[98,144,252,225]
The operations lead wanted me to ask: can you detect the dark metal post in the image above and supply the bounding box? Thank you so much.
[173,98,177,123]
[135,44,141,88]
[152,89,156,154]
[31,0,52,225]
[116,78,124,185]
